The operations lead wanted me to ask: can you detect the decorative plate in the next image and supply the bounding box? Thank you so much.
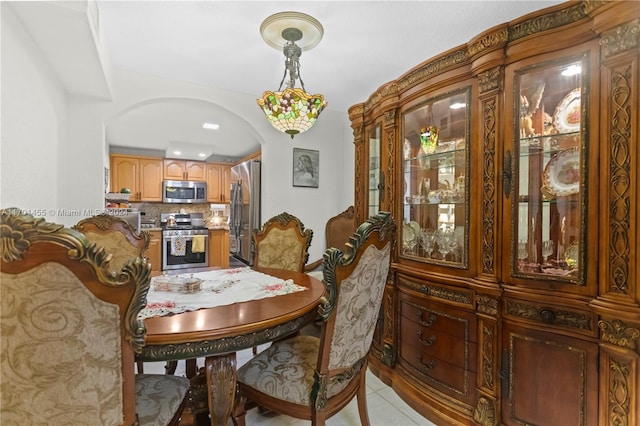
[409,221,421,237]
[402,223,415,242]
[542,148,580,197]
[553,88,581,133]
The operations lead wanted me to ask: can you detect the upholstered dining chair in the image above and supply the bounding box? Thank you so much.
[73,213,151,276]
[304,205,357,279]
[252,212,313,272]
[73,213,153,374]
[1,208,190,426]
[233,211,396,426]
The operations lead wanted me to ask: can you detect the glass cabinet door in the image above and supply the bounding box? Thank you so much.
[368,125,382,218]
[511,56,586,284]
[401,88,470,267]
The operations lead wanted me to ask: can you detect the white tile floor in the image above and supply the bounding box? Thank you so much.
[140,345,437,426]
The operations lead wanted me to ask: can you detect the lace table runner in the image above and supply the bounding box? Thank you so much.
[139,267,307,319]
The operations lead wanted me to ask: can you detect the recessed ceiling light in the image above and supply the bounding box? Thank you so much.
[173,151,181,155]
[203,122,220,130]
[450,102,466,110]
[198,153,207,158]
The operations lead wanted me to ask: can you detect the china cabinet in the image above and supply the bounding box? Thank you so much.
[348,2,639,425]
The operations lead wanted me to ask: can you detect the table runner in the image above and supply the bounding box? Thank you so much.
[139,267,307,319]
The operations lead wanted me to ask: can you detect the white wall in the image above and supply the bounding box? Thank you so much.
[1,4,67,221]
[1,6,356,261]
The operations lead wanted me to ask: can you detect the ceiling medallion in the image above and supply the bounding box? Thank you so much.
[257,11,327,139]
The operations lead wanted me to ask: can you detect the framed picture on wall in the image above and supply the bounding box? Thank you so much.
[292,148,319,188]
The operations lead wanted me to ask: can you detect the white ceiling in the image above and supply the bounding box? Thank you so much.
[12,1,566,161]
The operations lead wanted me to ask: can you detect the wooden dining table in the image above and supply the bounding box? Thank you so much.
[137,266,325,425]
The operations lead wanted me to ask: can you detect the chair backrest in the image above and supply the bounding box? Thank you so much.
[325,205,356,251]
[314,211,395,399]
[74,213,150,275]
[305,206,357,272]
[1,208,150,426]
[252,212,313,272]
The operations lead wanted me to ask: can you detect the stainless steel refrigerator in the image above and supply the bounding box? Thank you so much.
[229,159,261,265]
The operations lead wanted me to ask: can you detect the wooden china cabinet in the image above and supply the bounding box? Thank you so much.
[349,2,639,425]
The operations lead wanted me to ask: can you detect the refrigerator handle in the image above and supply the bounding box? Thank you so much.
[237,180,243,236]
[232,180,243,237]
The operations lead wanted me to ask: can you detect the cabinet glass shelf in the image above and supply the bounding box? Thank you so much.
[401,88,470,267]
[511,57,586,283]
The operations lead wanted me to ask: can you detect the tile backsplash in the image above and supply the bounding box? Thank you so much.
[132,202,221,224]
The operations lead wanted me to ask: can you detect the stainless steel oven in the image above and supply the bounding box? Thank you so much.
[161,213,209,271]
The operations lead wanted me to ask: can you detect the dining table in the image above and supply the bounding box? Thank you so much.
[136,266,325,425]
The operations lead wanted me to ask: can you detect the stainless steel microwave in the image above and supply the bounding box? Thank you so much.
[162,180,207,203]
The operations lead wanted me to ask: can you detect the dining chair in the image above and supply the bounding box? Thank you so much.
[233,211,396,426]
[1,208,190,426]
[73,213,150,276]
[304,205,357,279]
[252,212,314,273]
[73,213,154,375]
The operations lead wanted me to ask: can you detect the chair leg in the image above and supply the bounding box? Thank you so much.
[185,358,198,378]
[164,360,178,375]
[136,360,144,373]
[231,388,247,426]
[356,369,371,426]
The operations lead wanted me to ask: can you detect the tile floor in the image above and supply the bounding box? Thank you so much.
[141,344,436,426]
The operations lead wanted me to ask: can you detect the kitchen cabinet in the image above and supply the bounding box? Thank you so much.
[147,230,162,273]
[110,155,163,202]
[163,159,206,181]
[208,229,229,268]
[206,163,231,203]
[348,2,639,425]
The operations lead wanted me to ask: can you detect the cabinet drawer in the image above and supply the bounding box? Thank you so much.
[399,340,476,401]
[400,317,476,370]
[400,298,476,342]
[503,297,597,337]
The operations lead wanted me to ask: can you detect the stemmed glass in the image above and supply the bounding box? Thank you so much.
[403,230,417,254]
[542,240,554,264]
[436,228,453,261]
[517,240,528,270]
[420,229,436,258]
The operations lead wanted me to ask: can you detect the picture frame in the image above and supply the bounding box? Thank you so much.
[292,148,319,188]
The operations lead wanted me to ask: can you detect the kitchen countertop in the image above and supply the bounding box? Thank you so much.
[141,227,229,232]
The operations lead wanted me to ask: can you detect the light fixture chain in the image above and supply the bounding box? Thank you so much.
[277,67,287,92]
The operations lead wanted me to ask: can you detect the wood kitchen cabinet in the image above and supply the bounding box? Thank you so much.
[206,163,231,203]
[146,230,162,272]
[208,229,229,268]
[163,159,206,181]
[110,155,163,202]
[349,2,639,425]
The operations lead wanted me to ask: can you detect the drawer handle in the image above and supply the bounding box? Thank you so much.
[416,311,436,327]
[417,331,436,346]
[416,354,436,370]
[539,308,556,323]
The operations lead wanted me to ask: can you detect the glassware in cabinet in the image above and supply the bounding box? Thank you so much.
[401,88,470,267]
[511,56,586,284]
